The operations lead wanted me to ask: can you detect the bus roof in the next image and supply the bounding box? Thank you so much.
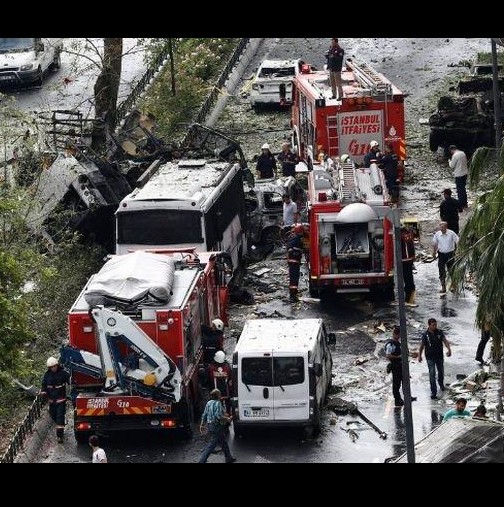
[120,159,238,209]
[235,319,324,354]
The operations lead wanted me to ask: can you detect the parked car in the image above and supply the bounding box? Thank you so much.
[0,38,63,87]
[249,59,304,111]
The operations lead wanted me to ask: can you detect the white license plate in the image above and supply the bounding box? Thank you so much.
[244,409,269,418]
[0,75,14,81]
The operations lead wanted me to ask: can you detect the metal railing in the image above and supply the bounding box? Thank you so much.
[194,38,250,126]
[1,395,45,464]
[115,43,172,126]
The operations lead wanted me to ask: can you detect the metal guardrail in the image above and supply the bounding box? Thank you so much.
[1,395,45,464]
[194,38,250,125]
[115,43,172,126]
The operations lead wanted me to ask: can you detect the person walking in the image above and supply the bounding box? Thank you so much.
[418,318,452,400]
[89,434,108,463]
[277,142,299,177]
[40,356,70,443]
[325,38,345,100]
[442,397,471,422]
[256,143,277,179]
[448,145,468,209]
[475,319,492,366]
[440,188,463,235]
[385,326,405,407]
[401,226,417,306]
[432,221,459,294]
[198,389,236,463]
[286,224,305,302]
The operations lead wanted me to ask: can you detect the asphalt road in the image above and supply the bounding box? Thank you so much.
[34,37,491,463]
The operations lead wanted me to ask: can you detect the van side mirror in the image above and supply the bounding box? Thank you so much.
[313,363,323,377]
[327,333,337,345]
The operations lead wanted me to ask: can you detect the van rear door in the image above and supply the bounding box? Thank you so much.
[238,354,275,423]
[272,354,309,422]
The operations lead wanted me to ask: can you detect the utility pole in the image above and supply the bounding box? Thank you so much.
[392,209,416,463]
[491,39,502,162]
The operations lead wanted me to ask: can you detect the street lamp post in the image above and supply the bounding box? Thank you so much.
[391,209,416,463]
[491,38,502,161]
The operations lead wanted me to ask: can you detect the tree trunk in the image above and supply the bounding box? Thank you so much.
[92,38,123,153]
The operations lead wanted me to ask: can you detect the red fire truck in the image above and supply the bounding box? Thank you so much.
[291,60,406,168]
[305,159,395,299]
[61,248,230,442]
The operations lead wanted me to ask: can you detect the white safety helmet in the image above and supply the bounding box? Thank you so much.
[46,356,58,368]
[370,140,379,148]
[212,318,225,331]
[340,154,350,163]
[261,143,270,150]
[214,350,226,364]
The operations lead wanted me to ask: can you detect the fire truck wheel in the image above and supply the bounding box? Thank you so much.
[309,282,320,299]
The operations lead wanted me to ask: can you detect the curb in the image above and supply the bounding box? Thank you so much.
[14,411,52,463]
[206,38,264,128]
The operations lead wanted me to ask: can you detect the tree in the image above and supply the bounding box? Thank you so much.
[451,142,504,415]
[91,38,123,152]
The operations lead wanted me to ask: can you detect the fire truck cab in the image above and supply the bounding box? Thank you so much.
[291,59,406,168]
[62,249,230,442]
[306,158,395,299]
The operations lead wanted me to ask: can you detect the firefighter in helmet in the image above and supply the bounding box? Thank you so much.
[40,356,71,443]
[207,350,233,413]
[201,319,225,364]
[287,224,305,302]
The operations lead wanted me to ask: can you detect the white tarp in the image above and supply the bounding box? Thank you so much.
[84,251,175,308]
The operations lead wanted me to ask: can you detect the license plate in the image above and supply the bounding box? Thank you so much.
[341,279,365,286]
[244,408,269,418]
[0,75,14,81]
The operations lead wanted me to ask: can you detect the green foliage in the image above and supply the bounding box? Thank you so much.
[139,38,240,139]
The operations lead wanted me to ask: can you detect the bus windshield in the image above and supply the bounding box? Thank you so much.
[117,209,203,246]
[0,38,35,53]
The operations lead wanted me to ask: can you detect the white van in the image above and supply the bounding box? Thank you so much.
[231,319,334,436]
[0,38,63,87]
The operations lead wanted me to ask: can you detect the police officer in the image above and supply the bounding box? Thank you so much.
[385,327,404,407]
[287,224,305,302]
[41,356,71,443]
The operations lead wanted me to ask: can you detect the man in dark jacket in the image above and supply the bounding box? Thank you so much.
[287,224,305,302]
[256,143,277,179]
[326,38,345,100]
[440,188,463,234]
[380,144,399,202]
[201,319,225,364]
[385,326,404,407]
[41,356,71,443]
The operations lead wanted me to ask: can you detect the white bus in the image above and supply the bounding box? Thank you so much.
[115,159,248,273]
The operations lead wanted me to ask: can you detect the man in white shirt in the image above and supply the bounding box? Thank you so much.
[433,221,459,294]
[448,145,468,209]
[282,195,299,227]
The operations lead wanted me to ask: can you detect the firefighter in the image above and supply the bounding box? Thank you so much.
[380,144,400,203]
[207,350,233,414]
[277,142,299,177]
[41,356,71,443]
[287,224,305,302]
[364,140,382,168]
[201,319,225,364]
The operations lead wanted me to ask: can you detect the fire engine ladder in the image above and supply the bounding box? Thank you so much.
[346,61,392,96]
[339,161,359,202]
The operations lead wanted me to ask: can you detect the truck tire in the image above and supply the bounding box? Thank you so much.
[309,281,320,299]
